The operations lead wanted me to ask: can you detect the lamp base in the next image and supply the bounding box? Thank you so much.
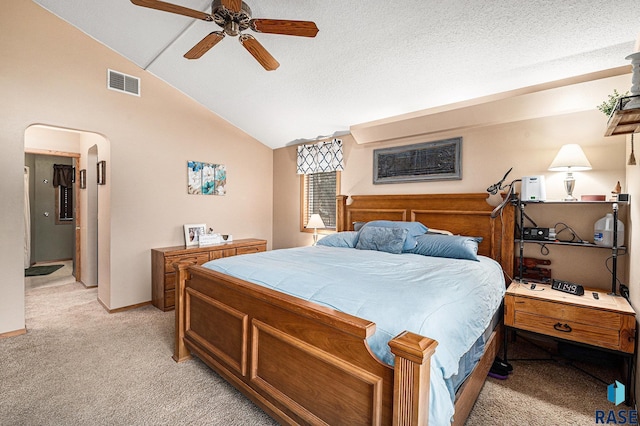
[563,173,576,202]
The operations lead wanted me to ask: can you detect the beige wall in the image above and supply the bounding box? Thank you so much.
[0,0,273,334]
[274,75,630,290]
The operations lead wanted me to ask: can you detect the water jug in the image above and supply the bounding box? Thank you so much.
[594,213,624,247]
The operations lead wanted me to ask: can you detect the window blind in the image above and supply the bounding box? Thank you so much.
[304,171,337,229]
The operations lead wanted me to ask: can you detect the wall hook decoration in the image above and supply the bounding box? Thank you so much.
[629,133,637,166]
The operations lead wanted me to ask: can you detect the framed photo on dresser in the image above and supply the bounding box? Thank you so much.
[183,224,206,247]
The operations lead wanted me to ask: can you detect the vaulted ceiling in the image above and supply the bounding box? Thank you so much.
[33,0,640,149]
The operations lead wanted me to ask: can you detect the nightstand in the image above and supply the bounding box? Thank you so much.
[504,281,636,403]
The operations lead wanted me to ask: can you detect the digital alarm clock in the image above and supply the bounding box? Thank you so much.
[551,279,584,296]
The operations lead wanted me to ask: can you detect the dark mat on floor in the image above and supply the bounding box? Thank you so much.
[25,265,64,277]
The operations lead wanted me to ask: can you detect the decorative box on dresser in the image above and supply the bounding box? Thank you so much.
[151,238,267,311]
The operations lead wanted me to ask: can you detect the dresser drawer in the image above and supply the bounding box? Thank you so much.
[164,288,175,309]
[237,245,266,255]
[164,253,210,273]
[165,272,176,291]
[210,248,237,260]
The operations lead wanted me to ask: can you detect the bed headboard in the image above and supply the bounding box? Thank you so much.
[336,193,515,277]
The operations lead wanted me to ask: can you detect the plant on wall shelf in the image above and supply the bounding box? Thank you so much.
[597,89,629,116]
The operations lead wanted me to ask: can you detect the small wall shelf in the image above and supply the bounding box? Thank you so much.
[604,95,640,136]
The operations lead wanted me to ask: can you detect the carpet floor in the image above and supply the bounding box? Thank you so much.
[466,334,623,425]
[1,282,276,426]
[0,282,627,425]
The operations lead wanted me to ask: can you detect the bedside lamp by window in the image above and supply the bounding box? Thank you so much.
[306,214,325,245]
[548,144,592,201]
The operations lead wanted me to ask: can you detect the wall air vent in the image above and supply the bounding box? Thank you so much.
[107,69,140,96]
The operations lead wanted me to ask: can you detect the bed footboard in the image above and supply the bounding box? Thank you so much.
[174,262,437,425]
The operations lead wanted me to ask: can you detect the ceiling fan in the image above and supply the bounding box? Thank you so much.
[131,0,319,71]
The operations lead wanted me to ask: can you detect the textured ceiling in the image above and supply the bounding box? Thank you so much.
[33,0,640,149]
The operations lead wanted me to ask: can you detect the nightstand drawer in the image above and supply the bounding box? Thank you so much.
[513,311,621,349]
[514,297,622,330]
[505,283,636,354]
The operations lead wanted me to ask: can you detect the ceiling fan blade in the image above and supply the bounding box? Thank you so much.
[184,32,225,59]
[130,0,213,21]
[250,19,319,38]
[220,0,242,13]
[239,34,279,71]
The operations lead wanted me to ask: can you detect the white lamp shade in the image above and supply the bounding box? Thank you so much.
[548,144,592,172]
[306,214,326,229]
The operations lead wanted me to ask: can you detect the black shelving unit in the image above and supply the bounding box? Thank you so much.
[516,200,626,294]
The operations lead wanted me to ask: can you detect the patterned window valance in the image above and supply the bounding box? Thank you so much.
[296,139,344,175]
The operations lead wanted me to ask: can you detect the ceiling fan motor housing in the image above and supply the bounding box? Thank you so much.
[212,0,251,36]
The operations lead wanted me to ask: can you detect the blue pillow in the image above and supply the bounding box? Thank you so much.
[357,220,428,252]
[355,226,408,254]
[316,231,358,248]
[409,234,481,261]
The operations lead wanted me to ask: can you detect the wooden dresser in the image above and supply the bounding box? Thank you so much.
[151,238,267,311]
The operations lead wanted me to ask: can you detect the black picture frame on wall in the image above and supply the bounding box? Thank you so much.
[97,160,106,185]
[373,137,462,184]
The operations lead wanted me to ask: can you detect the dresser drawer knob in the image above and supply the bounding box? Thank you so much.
[553,322,572,333]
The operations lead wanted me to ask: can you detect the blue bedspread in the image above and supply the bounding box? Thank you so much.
[202,245,504,425]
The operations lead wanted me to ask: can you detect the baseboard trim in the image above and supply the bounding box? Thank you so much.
[80,280,97,289]
[0,328,27,339]
[98,297,152,314]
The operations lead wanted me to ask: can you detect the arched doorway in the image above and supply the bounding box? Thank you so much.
[24,125,109,292]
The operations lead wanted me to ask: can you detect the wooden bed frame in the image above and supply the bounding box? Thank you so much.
[173,193,515,425]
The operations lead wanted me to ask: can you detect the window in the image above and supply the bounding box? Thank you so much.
[56,185,73,223]
[301,171,340,231]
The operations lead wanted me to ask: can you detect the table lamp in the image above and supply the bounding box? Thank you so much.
[548,144,592,201]
[306,214,325,245]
